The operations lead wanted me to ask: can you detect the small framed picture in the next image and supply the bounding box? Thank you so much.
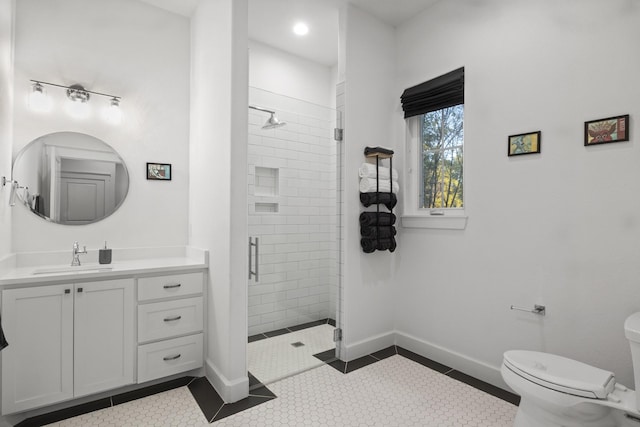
[146,163,171,180]
[584,114,629,146]
[508,131,541,156]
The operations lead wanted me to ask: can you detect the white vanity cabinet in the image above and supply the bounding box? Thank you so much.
[136,272,204,383]
[1,279,134,415]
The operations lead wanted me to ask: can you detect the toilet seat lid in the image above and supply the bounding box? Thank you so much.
[503,350,615,399]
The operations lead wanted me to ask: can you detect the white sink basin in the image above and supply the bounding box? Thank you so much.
[33,265,114,275]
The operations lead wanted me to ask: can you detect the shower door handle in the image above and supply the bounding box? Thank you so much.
[249,237,259,282]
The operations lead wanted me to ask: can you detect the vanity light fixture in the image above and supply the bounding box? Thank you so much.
[29,80,122,124]
[104,97,123,125]
[66,84,91,119]
[28,82,52,112]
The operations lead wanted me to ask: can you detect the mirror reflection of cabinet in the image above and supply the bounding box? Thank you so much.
[12,132,129,225]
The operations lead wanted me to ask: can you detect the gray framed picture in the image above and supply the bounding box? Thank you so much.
[146,163,171,180]
[508,131,541,156]
[584,114,629,146]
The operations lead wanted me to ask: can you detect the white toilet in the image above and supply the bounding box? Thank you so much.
[501,312,640,427]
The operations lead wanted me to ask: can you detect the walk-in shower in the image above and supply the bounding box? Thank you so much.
[249,105,287,130]
[246,87,340,388]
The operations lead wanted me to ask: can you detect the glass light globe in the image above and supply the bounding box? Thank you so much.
[28,83,52,112]
[66,99,90,119]
[104,98,123,125]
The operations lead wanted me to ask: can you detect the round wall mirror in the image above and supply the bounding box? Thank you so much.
[12,132,129,225]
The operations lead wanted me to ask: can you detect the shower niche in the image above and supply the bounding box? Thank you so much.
[253,166,279,213]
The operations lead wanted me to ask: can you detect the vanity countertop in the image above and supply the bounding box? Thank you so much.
[0,247,209,287]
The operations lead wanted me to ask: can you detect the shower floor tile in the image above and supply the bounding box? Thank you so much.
[248,324,335,385]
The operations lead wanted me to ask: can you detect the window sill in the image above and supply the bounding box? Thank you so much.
[401,214,468,230]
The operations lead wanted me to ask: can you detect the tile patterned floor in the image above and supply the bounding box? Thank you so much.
[42,386,208,427]
[42,353,517,427]
[214,355,517,427]
[248,324,335,385]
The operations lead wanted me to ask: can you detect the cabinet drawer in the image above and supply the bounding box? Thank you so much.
[138,297,203,343]
[137,334,203,383]
[138,272,203,301]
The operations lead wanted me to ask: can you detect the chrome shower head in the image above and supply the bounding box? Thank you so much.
[262,112,286,129]
[249,105,287,129]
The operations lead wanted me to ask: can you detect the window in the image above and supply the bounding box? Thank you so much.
[419,105,463,209]
[401,68,467,229]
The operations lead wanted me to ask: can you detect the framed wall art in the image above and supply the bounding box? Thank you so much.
[508,131,541,157]
[584,114,629,146]
[146,163,172,180]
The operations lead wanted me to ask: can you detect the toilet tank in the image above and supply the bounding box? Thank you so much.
[624,312,640,410]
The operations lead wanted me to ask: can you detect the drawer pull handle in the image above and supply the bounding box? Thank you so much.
[163,283,182,289]
[164,315,182,322]
[163,354,181,361]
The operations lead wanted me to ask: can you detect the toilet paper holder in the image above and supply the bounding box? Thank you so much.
[510,304,546,316]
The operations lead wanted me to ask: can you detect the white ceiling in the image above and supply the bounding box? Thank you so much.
[139,0,439,67]
[248,0,340,67]
[349,0,440,27]
[137,0,200,18]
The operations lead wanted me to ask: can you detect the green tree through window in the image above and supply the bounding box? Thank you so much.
[420,105,464,208]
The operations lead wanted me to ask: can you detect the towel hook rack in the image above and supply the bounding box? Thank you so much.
[510,304,546,316]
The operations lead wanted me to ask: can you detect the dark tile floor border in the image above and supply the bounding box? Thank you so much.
[189,373,276,423]
[190,341,519,423]
[248,318,335,343]
[313,345,520,406]
[16,376,195,427]
[19,344,519,426]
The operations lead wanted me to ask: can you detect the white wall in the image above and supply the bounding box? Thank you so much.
[395,0,640,389]
[341,4,398,360]
[248,40,333,108]
[189,0,249,403]
[11,0,190,253]
[0,0,14,261]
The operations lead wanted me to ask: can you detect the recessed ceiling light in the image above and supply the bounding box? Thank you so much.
[293,22,309,36]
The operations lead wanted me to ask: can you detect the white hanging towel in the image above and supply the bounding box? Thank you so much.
[359,177,399,194]
[358,163,398,181]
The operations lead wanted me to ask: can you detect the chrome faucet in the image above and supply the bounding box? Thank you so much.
[71,241,87,266]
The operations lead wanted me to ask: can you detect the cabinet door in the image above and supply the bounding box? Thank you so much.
[1,285,73,415]
[73,279,134,397]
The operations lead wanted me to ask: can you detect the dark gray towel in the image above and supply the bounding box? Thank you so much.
[360,225,396,239]
[361,237,397,253]
[359,212,396,226]
[364,146,394,156]
[1,316,8,351]
[360,192,397,210]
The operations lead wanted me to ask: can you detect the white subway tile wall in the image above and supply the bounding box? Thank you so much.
[248,88,338,336]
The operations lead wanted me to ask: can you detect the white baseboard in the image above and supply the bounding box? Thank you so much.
[395,331,510,391]
[342,331,395,361]
[205,358,249,403]
[341,330,511,392]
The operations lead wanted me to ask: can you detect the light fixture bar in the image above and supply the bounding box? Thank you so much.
[30,80,121,100]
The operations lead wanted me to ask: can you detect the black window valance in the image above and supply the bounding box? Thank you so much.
[400,67,464,119]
